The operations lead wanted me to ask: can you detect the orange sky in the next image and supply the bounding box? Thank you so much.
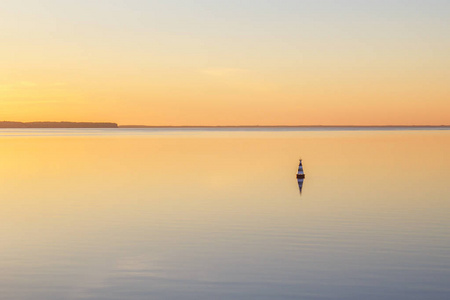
[1,1,449,125]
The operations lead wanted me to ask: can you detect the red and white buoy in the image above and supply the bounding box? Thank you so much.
[296,159,305,179]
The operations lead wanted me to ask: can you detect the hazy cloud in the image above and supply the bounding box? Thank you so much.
[202,68,249,77]
[0,81,66,91]
[0,81,69,103]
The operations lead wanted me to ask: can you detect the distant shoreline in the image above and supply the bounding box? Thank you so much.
[0,121,118,128]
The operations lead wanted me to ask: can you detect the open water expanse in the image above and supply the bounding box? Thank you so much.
[0,128,449,300]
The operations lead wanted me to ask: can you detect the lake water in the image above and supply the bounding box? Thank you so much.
[0,128,449,300]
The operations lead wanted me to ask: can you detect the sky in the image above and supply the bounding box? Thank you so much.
[1,0,449,125]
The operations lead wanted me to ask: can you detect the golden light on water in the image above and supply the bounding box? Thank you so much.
[0,129,449,299]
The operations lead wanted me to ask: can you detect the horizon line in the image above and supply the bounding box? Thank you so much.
[1,121,449,128]
[119,125,450,128]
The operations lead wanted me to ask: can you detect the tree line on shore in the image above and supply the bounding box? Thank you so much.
[0,121,118,128]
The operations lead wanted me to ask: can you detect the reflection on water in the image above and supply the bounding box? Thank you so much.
[297,178,304,195]
[0,128,449,300]
[296,159,306,195]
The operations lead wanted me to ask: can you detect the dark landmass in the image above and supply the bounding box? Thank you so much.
[0,121,118,128]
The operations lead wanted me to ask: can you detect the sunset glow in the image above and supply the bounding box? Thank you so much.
[1,0,449,125]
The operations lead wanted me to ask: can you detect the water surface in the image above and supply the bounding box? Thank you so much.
[1,128,449,299]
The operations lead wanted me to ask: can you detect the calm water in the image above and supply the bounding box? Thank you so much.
[0,128,449,300]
